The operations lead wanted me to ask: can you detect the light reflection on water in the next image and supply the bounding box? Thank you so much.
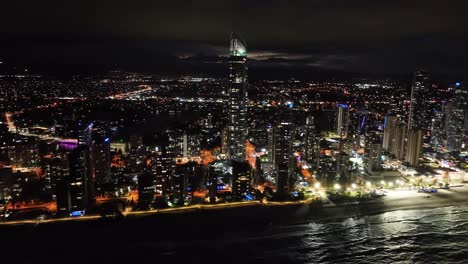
[158,206,468,263]
[255,206,468,263]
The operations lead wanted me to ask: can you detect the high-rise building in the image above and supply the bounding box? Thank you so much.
[383,116,398,150]
[266,125,275,162]
[56,146,95,215]
[367,143,382,172]
[231,160,251,197]
[44,155,68,195]
[167,130,201,158]
[272,116,296,194]
[304,115,318,164]
[446,83,468,152]
[382,115,407,160]
[7,138,39,168]
[182,133,201,157]
[408,70,431,130]
[0,167,13,200]
[276,163,289,198]
[221,127,229,156]
[335,104,350,138]
[173,161,196,205]
[355,110,369,135]
[273,121,294,166]
[390,88,407,117]
[152,147,174,195]
[91,134,111,186]
[127,135,146,172]
[137,166,155,209]
[405,129,423,166]
[430,105,446,152]
[227,33,248,161]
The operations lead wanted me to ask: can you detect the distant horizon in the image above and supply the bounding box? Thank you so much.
[0,59,465,84]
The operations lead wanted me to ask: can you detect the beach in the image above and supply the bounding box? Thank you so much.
[1,186,468,264]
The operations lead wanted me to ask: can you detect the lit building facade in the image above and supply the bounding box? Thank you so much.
[304,115,318,164]
[335,104,350,138]
[408,70,431,130]
[228,33,248,161]
[405,129,423,166]
[430,105,446,152]
[446,83,468,152]
[382,115,406,160]
[56,146,95,215]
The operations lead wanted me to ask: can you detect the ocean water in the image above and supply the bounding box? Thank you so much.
[145,206,468,264]
[3,205,468,264]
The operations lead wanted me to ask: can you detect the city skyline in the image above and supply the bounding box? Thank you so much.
[1,2,468,263]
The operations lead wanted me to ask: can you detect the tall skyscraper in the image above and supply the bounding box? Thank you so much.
[405,129,423,166]
[430,105,446,152]
[383,116,395,151]
[152,147,174,195]
[304,115,318,164]
[173,161,195,205]
[137,165,155,209]
[335,104,350,138]
[56,146,95,215]
[221,127,229,156]
[266,125,275,162]
[382,115,407,160]
[91,134,111,186]
[227,33,248,161]
[127,135,146,172]
[276,163,289,198]
[273,121,294,167]
[367,143,382,172]
[408,70,431,130]
[446,83,468,152]
[44,155,68,196]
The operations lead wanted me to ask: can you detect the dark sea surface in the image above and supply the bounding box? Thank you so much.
[145,206,468,264]
[2,205,468,264]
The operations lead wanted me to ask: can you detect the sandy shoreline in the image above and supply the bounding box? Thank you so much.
[303,185,468,223]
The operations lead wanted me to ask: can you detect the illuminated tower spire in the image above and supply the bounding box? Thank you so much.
[228,33,248,161]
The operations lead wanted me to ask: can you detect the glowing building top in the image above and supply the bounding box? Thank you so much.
[230,33,247,57]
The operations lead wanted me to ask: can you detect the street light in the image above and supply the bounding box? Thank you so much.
[381,180,386,185]
[351,183,357,189]
[333,183,341,190]
[314,182,321,189]
[366,181,372,187]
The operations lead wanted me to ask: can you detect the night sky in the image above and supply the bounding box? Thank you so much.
[1,0,468,80]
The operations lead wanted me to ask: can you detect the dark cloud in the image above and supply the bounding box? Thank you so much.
[1,0,467,79]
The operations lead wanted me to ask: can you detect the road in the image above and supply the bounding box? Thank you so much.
[0,198,317,226]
